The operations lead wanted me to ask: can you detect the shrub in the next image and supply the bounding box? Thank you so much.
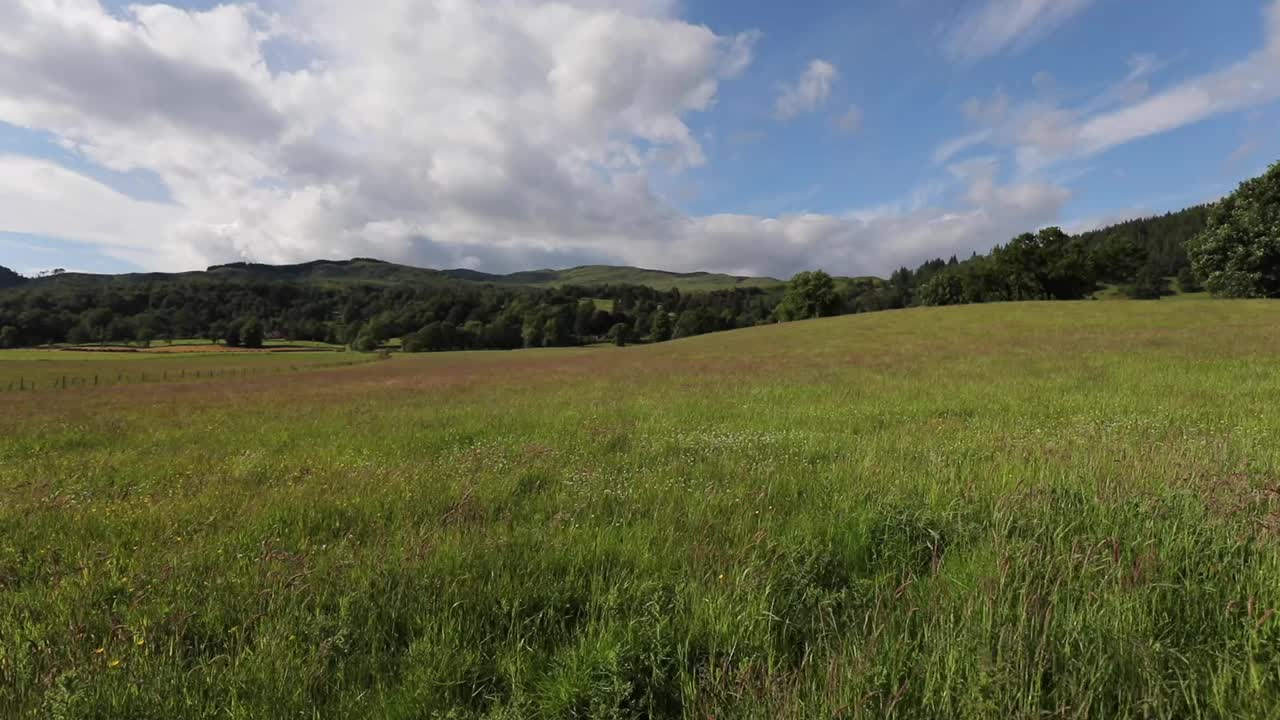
[1176,266,1203,293]
[609,323,630,347]
[240,318,265,348]
[1122,265,1169,300]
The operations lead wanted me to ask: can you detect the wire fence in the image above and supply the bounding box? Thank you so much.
[2,357,378,393]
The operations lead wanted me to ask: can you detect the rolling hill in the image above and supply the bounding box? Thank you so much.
[0,258,784,293]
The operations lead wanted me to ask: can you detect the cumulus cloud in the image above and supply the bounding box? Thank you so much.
[775,60,838,120]
[0,1,1072,278]
[946,0,1095,62]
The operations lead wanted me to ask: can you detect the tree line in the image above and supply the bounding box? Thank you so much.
[2,160,1276,350]
[0,276,781,351]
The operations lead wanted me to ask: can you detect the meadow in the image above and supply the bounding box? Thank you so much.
[0,348,368,392]
[2,299,1279,718]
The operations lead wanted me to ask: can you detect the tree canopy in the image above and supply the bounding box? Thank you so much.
[776,271,838,321]
[0,265,24,290]
[1188,160,1280,298]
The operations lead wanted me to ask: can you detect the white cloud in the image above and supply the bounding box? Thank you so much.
[946,0,1095,62]
[0,1,1071,278]
[775,60,838,120]
[0,154,195,269]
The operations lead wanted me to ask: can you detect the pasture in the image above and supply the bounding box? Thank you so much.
[0,348,370,392]
[2,299,1279,718]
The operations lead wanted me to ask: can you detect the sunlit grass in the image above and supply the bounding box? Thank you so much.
[2,299,1278,718]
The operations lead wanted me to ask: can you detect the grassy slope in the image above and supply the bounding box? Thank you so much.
[2,300,1279,718]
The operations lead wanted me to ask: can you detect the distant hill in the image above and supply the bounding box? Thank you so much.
[441,265,784,291]
[0,200,1217,297]
[205,258,461,287]
[12,258,785,293]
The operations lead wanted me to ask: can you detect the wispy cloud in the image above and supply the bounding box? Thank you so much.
[775,60,838,120]
[933,130,992,165]
[937,1,1280,174]
[946,0,1095,62]
[1079,6,1280,155]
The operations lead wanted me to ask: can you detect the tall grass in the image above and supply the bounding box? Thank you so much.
[1,299,1278,718]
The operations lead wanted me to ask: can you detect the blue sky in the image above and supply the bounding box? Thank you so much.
[1,0,1277,277]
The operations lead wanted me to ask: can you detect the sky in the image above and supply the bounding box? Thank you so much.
[0,0,1278,279]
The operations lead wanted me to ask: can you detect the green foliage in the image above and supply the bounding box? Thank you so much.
[0,325,17,348]
[0,269,776,350]
[350,326,379,352]
[672,310,703,339]
[608,322,630,347]
[0,265,24,290]
[649,311,673,342]
[224,321,242,348]
[240,318,265,348]
[919,272,965,306]
[1188,161,1280,297]
[543,316,571,347]
[1177,265,1203,293]
[1121,265,1170,299]
[776,270,838,321]
[1079,206,1209,280]
[521,315,545,348]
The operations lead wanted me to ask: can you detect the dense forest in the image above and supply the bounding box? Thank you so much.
[3,159,1276,351]
[0,274,785,351]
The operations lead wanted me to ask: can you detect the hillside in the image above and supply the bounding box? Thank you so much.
[5,299,1280,717]
[5,258,784,293]
[477,265,784,291]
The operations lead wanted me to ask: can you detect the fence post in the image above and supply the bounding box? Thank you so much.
[61,375,67,389]
[95,375,99,386]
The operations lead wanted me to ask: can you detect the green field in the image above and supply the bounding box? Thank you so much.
[0,349,370,391]
[3,299,1279,718]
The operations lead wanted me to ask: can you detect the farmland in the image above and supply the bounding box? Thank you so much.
[0,347,371,392]
[2,299,1279,718]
